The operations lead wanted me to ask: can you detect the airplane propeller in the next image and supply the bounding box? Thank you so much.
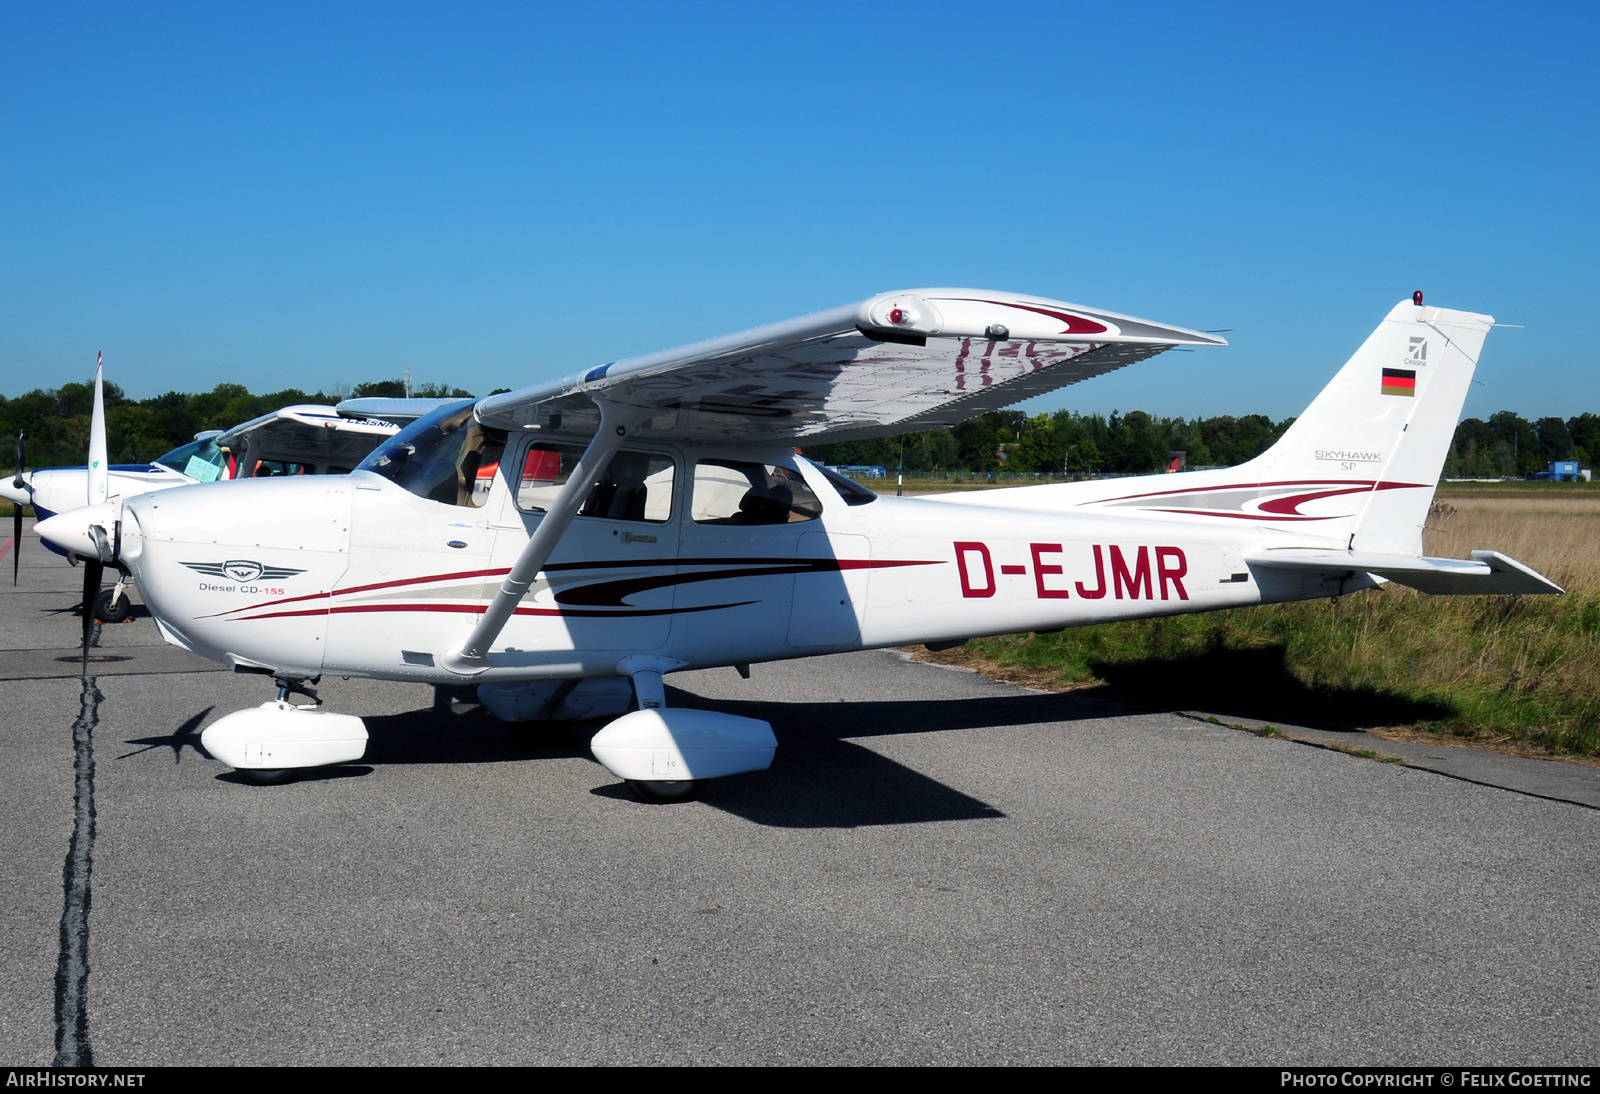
[79,352,111,649]
[88,351,108,509]
[33,356,118,630]
[11,431,23,586]
[79,551,102,671]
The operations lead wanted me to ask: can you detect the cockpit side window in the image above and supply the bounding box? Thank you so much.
[356,402,507,507]
[516,443,675,523]
[807,460,880,506]
[691,460,822,525]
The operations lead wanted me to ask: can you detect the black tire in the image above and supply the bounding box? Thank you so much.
[506,721,571,748]
[240,768,292,785]
[93,587,132,624]
[627,779,705,804]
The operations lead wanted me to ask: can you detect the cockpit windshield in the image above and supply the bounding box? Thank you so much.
[155,439,228,483]
[355,400,507,507]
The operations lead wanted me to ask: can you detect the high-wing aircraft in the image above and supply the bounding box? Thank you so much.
[3,360,427,618]
[35,289,1561,800]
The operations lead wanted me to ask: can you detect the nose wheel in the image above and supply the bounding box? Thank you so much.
[240,768,292,786]
[627,779,704,804]
[92,585,132,624]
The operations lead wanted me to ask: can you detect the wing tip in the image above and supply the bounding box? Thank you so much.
[864,288,1228,347]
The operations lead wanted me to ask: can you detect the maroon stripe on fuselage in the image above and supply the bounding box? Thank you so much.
[1148,508,1336,522]
[210,556,941,620]
[204,565,507,617]
[1099,479,1426,503]
[230,599,756,622]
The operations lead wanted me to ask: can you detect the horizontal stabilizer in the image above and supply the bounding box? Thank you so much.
[1247,548,1563,596]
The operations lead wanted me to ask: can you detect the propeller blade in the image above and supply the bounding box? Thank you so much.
[11,430,26,584]
[80,556,103,671]
[88,353,108,508]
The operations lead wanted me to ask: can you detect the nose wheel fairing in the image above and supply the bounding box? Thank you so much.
[201,701,368,775]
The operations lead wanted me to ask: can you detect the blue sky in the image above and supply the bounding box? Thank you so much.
[2,1,1596,421]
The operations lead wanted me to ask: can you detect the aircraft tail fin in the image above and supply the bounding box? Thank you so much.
[1232,299,1494,554]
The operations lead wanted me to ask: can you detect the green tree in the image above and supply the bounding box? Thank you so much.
[1488,411,1538,475]
[1567,413,1600,468]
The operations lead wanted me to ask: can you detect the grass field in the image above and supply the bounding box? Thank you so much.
[918,482,1600,760]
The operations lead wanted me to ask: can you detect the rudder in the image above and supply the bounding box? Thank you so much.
[1239,299,1493,554]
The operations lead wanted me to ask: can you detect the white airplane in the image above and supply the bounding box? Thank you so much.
[4,362,421,617]
[35,289,1561,799]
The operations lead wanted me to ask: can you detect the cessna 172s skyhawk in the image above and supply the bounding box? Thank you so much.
[36,289,1561,800]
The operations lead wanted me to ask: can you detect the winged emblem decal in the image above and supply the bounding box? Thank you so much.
[182,560,306,582]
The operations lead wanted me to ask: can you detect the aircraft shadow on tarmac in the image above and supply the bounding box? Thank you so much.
[1084,643,1454,730]
[36,597,153,622]
[346,684,1131,828]
[123,683,1110,827]
[118,707,213,763]
[117,645,1447,825]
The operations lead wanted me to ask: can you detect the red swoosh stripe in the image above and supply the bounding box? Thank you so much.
[215,557,942,621]
[946,298,1109,336]
[233,600,756,623]
[1101,479,1427,502]
[1100,479,1427,519]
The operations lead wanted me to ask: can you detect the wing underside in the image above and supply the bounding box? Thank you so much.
[473,290,1225,445]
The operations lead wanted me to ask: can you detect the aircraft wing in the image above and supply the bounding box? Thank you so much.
[1248,548,1564,595]
[218,405,401,447]
[335,397,464,425]
[472,289,1226,445]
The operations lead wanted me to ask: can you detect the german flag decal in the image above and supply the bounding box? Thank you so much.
[1381,367,1416,396]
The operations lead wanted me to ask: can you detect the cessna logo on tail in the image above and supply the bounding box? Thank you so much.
[182,560,306,582]
[1407,336,1427,364]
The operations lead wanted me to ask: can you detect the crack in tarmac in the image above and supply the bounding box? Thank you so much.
[53,648,100,1065]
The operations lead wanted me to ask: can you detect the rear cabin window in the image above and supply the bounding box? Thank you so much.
[516,444,675,523]
[691,461,822,525]
[249,459,310,477]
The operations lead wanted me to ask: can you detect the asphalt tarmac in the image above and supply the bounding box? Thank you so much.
[2,526,1597,1065]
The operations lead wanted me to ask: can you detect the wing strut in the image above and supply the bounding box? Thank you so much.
[439,400,649,676]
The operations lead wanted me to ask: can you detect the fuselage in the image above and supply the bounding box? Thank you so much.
[4,464,194,518]
[6,465,195,556]
[118,438,1361,684]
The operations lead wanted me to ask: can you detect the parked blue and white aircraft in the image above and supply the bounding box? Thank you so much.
[35,289,1560,800]
[4,365,420,617]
